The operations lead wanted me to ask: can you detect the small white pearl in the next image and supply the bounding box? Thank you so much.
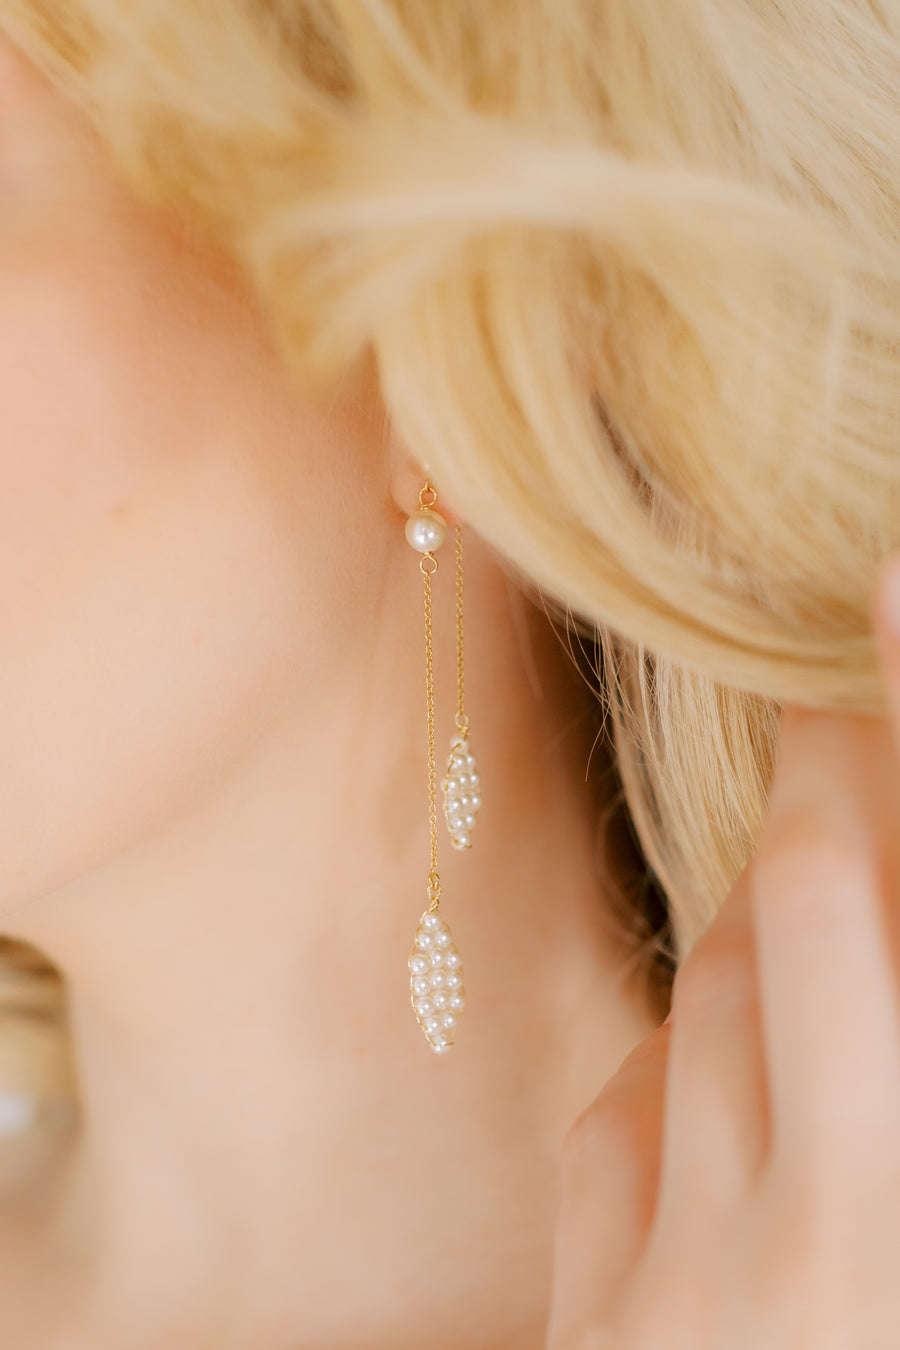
[449,815,465,830]
[445,777,460,794]
[415,997,434,1016]
[470,794,481,810]
[464,813,476,829]
[444,950,460,969]
[423,913,441,930]
[429,969,446,988]
[431,1040,452,1054]
[416,930,434,949]
[432,990,449,1010]
[410,954,430,974]
[449,992,465,1010]
[469,773,480,789]
[446,797,461,814]
[451,755,467,771]
[459,795,471,809]
[412,976,431,995]
[433,930,450,948]
[444,972,461,990]
[429,948,446,967]
[441,1011,457,1029]
[451,835,469,850]
[424,1016,443,1034]
[405,509,448,553]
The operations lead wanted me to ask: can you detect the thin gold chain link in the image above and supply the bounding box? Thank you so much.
[454,526,468,734]
[419,479,441,911]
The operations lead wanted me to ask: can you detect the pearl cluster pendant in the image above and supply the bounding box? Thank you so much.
[442,732,481,849]
[408,909,467,1053]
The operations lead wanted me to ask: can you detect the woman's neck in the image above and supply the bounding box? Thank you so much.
[2,542,660,1347]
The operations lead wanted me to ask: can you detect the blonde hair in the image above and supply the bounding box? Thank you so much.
[1,0,899,1128]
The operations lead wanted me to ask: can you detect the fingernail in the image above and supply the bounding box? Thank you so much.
[878,555,900,639]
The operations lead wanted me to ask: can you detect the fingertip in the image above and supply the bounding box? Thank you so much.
[873,553,900,646]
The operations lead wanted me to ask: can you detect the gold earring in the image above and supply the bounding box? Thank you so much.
[404,479,467,1054]
[441,523,481,850]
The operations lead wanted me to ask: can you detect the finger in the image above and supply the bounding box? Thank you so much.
[654,868,769,1230]
[546,1023,670,1346]
[750,706,900,1173]
[873,554,900,763]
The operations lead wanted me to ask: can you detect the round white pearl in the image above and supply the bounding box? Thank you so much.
[432,990,449,1010]
[469,773,480,788]
[410,954,430,974]
[466,754,476,767]
[433,930,450,948]
[449,992,465,1010]
[431,1041,452,1054]
[405,509,448,553]
[441,1011,457,1029]
[423,913,442,930]
[464,813,476,829]
[429,948,446,967]
[451,835,469,850]
[470,794,481,810]
[444,950,460,969]
[415,996,434,1016]
[445,777,460,794]
[444,972,461,990]
[449,815,465,830]
[412,975,431,995]
[429,969,446,988]
[416,930,434,949]
[424,1016,443,1034]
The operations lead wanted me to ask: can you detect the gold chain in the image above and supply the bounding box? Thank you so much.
[419,480,441,912]
[454,526,468,734]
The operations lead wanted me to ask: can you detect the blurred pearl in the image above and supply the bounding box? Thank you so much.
[449,992,465,1010]
[441,1012,457,1029]
[429,970,446,988]
[444,950,461,969]
[429,948,446,967]
[444,972,461,990]
[413,976,431,995]
[423,913,442,930]
[405,509,447,553]
[432,990,449,1010]
[416,931,434,949]
[425,1016,443,1034]
[410,954,430,974]
[433,930,451,948]
[0,1093,38,1137]
[470,795,481,810]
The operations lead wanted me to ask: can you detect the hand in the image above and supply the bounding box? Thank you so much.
[545,557,900,1350]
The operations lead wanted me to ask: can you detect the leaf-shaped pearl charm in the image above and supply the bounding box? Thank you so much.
[441,732,481,850]
[408,908,466,1053]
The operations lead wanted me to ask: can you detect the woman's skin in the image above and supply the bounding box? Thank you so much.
[8,23,900,1350]
[0,31,661,1350]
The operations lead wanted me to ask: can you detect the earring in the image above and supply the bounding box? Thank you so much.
[404,479,467,1054]
[441,524,482,849]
